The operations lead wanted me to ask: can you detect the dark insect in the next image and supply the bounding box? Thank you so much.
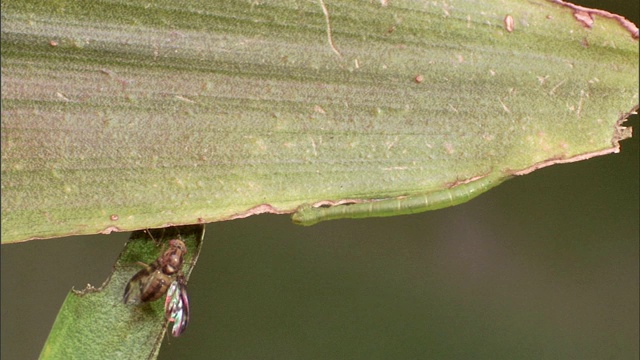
[123,239,190,336]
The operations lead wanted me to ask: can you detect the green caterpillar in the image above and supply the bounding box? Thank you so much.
[292,173,509,226]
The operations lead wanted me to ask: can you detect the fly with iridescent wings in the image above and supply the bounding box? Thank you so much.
[123,238,190,337]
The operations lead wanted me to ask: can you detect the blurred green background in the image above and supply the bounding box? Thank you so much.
[1,1,638,359]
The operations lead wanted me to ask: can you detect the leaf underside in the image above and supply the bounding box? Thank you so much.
[1,0,638,243]
[39,224,204,360]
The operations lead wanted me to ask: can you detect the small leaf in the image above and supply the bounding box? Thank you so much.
[39,225,204,360]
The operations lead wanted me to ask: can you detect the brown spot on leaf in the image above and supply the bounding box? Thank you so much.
[100,226,122,234]
[580,37,589,48]
[546,0,639,39]
[573,10,593,28]
[226,204,287,220]
[504,15,514,33]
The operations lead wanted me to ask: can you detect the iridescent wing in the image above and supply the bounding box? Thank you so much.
[164,275,190,337]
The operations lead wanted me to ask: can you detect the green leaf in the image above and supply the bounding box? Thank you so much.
[1,0,638,243]
[39,225,204,360]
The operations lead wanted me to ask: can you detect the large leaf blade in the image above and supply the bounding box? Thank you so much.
[1,0,638,243]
